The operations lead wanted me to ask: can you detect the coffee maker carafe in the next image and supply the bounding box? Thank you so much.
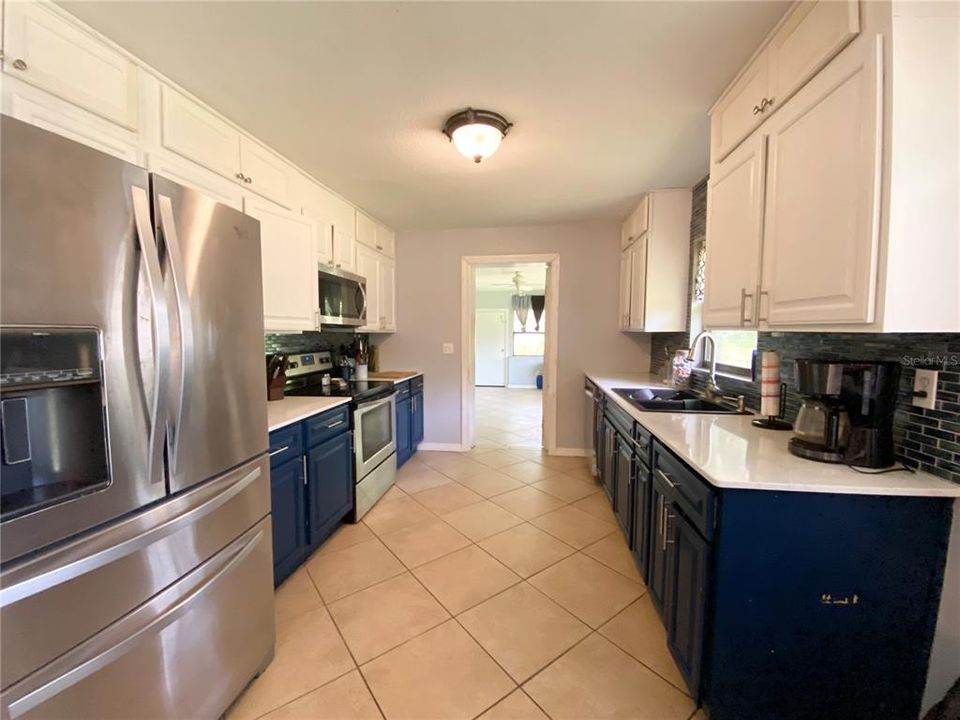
[788,359,901,468]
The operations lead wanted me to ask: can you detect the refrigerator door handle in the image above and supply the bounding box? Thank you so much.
[157,194,194,472]
[131,185,170,487]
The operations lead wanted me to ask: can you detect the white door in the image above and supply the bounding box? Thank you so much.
[245,196,319,332]
[355,244,380,332]
[161,85,240,180]
[710,52,771,162]
[618,247,633,330]
[628,236,648,331]
[760,36,882,326]
[703,132,766,329]
[379,256,396,331]
[3,1,139,129]
[475,310,508,387]
[239,136,296,208]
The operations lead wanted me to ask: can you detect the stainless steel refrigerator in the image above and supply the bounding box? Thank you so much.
[0,116,274,719]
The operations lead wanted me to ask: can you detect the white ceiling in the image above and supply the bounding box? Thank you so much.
[60,1,788,230]
[476,263,547,293]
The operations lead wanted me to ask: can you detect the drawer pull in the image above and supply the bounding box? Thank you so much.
[268,445,290,457]
[325,419,345,429]
[656,467,679,489]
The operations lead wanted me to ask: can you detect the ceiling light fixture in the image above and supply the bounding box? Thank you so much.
[442,108,513,164]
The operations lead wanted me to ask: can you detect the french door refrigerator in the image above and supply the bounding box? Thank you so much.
[0,117,274,719]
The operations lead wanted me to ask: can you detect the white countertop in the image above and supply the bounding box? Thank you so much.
[367,371,423,384]
[587,372,960,498]
[267,396,351,432]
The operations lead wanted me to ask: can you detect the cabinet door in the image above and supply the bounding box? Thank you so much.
[601,419,617,504]
[306,432,353,547]
[614,435,633,543]
[665,510,708,697]
[648,475,670,616]
[376,225,396,257]
[703,133,765,329]
[240,136,296,209]
[396,397,412,467]
[245,196,320,332]
[631,458,651,582]
[270,456,306,586]
[355,244,381,332]
[768,0,859,111]
[356,211,378,250]
[161,85,240,180]
[146,150,244,210]
[2,77,139,163]
[3,2,138,129]
[620,219,633,250]
[379,257,396,332]
[618,248,632,330]
[632,194,650,239]
[411,392,424,448]
[333,226,356,272]
[760,37,881,326]
[711,51,771,163]
[628,236,648,331]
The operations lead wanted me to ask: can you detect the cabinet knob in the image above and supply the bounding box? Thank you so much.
[752,103,763,115]
[244,176,252,184]
[235,172,244,180]
[12,58,27,71]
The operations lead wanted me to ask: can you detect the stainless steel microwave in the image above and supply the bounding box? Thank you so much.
[318,267,367,327]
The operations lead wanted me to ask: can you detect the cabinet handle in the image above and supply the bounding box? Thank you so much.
[302,455,308,485]
[757,289,769,323]
[244,176,253,184]
[739,288,755,327]
[336,263,342,268]
[268,445,290,457]
[663,509,676,550]
[12,58,28,71]
[235,172,244,180]
[752,103,763,115]
[376,245,383,250]
[762,97,774,111]
[325,419,345,429]
[656,467,679,490]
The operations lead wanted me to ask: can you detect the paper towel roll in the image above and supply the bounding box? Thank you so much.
[760,351,782,417]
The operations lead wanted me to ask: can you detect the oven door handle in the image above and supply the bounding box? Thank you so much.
[130,185,170,488]
[355,395,394,413]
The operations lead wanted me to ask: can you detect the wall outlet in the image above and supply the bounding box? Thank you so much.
[912,369,938,410]
[442,342,454,355]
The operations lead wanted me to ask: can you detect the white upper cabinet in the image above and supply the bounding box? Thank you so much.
[703,134,766,329]
[619,190,691,332]
[759,35,881,326]
[355,211,378,250]
[146,149,244,211]
[301,178,356,271]
[710,0,859,163]
[239,136,296,208]
[161,85,239,179]
[1,76,139,163]
[379,256,396,332]
[3,2,138,129]
[376,224,396,257]
[355,244,381,332]
[245,196,319,332]
[621,194,650,249]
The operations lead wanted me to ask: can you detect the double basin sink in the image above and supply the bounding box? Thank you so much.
[612,387,749,415]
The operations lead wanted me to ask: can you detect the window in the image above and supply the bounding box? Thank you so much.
[513,309,544,357]
[690,239,756,376]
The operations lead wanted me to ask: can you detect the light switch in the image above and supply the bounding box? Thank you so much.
[442,342,454,355]
[912,369,938,410]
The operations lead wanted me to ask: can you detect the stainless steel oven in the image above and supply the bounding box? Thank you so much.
[318,267,366,327]
[353,394,397,519]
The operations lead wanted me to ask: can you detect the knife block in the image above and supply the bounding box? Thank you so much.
[267,367,287,401]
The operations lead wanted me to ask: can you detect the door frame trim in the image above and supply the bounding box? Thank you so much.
[474,308,509,387]
[460,254,560,454]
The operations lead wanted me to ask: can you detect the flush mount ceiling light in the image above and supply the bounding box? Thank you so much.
[442,108,513,164]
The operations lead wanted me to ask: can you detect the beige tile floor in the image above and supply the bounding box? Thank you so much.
[229,392,699,720]
[475,387,544,450]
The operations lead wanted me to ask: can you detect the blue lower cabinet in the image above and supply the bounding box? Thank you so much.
[268,405,354,587]
[665,510,708,696]
[411,391,424,449]
[396,396,411,467]
[306,432,353,548]
[269,456,307,586]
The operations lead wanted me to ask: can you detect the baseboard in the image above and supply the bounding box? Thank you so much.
[551,447,589,457]
[416,443,467,452]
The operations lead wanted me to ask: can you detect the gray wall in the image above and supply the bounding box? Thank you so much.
[376,220,651,449]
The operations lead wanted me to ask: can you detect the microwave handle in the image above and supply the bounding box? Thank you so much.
[357,281,368,321]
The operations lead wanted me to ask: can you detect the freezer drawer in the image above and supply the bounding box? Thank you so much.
[1,454,270,690]
[1,517,275,720]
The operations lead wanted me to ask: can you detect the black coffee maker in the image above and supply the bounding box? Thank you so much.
[789,359,901,468]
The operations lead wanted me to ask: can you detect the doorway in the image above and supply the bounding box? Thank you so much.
[461,254,559,453]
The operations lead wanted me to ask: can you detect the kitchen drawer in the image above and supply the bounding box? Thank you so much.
[410,375,424,394]
[632,423,653,466]
[305,406,351,449]
[268,425,302,468]
[395,381,411,401]
[605,400,634,439]
[653,441,716,540]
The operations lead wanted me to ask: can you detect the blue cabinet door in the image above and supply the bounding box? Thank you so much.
[270,456,306,586]
[631,457,651,583]
[411,392,424,449]
[306,431,354,548]
[614,433,633,544]
[648,472,669,616]
[396,396,411,467]
[665,509,708,698]
[600,418,616,504]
